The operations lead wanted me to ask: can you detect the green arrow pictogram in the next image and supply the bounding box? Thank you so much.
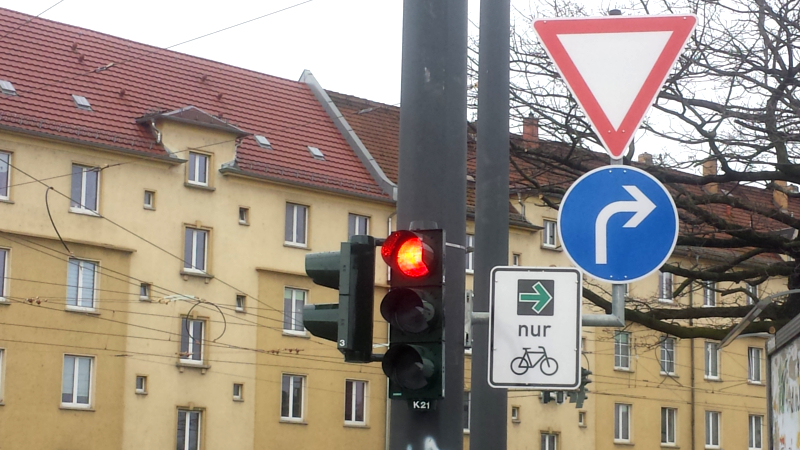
[518,282,553,314]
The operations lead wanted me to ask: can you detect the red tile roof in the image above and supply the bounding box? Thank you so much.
[0,8,388,199]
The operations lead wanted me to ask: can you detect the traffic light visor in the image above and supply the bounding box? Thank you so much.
[381,231,433,278]
[380,288,435,334]
[382,344,435,391]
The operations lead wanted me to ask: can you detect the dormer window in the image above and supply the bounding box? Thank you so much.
[308,146,324,160]
[72,95,92,111]
[0,80,17,96]
[254,135,272,149]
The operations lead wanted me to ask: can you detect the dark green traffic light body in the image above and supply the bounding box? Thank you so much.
[380,229,445,400]
[304,235,376,363]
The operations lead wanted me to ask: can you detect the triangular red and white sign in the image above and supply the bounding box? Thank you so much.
[533,15,697,159]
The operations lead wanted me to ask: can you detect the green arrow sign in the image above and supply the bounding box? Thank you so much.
[518,282,553,314]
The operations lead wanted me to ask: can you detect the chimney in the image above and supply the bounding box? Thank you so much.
[638,153,653,165]
[774,180,789,211]
[523,114,539,148]
[702,158,718,194]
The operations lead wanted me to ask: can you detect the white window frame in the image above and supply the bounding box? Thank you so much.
[238,207,249,225]
[661,407,677,445]
[705,341,720,380]
[746,283,758,305]
[705,411,721,448]
[180,317,205,365]
[61,354,93,409]
[344,379,367,425]
[614,331,631,370]
[542,219,557,249]
[66,258,98,311]
[69,164,100,214]
[348,213,369,237]
[512,253,521,266]
[512,405,521,422]
[660,337,676,375]
[658,270,673,302]
[578,411,585,427]
[177,409,202,450]
[135,375,147,394]
[614,403,631,442]
[748,347,762,383]
[187,152,209,186]
[139,283,151,301]
[183,227,208,273]
[463,391,471,432]
[283,288,306,335]
[749,414,763,450]
[0,247,8,302]
[285,203,308,247]
[541,433,557,450]
[280,374,305,421]
[233,383,244,401]
[235,294,246,312]
[143,190,155,210]
[465,234,474,273]
[703,281,716,307]
[0,151,10,200]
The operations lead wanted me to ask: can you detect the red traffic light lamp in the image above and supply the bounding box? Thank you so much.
[381,230,434,278]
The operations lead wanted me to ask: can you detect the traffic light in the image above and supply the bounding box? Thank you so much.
[304,234,376,363]
[567,368,592,408]
[379,229,445,400]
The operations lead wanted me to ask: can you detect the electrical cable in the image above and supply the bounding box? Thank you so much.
[0,0,66,43]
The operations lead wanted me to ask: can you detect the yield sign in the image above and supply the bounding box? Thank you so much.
[533,15,697,159]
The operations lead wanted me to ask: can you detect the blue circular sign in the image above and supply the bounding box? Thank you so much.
[558,165,678,283]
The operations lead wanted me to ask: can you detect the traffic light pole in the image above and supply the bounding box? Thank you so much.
[392,0,467,449]
[470,0,510,448]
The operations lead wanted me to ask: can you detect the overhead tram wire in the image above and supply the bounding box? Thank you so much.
[0,0,66,43]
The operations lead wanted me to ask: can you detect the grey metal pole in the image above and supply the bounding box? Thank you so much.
[392,0,468,449]
[470,0,510,448]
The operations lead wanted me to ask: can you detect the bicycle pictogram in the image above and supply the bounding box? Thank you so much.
[510,346,559,376]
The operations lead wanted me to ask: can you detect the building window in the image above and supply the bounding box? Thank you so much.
[705,342,720,379]
[238,207,249,225]
[465,234,474,272]
[0,248,7,302]
[143,190,155,210]
[177,409,201,450]
[614,403,631,442]
[180,317,205,365]
[0,151,10,199]
[614,331,631,370]
[541,433,557,450]
[348,214,369,237]
[135,375,147,394]
[703,281,716,307]
[283,288,306,334]
[187,152,209,186]
[70,164,99,213]
[705,411,720,447]
[581,337,587,353]
[183,227,208,272]
[67,258,97,310]
[512,253,521,266]
[749,414,763,450]
[233,383,244,401]
[344,380,366,425]
[281,374,304,421]
[660,337,676,375]
[746,283,758,305]
[578,411,585,427]
[658,270,673,301]
[463,391,471,432]
[61,355,92,408]
[748,347,762,383]
[511,405,521,422]
[661,407,677,445]
[139,283,151,301]
[285,203,308,246]
[235,294,246,312]
[543,219,557,249]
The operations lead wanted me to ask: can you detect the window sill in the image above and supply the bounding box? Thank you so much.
[704,376,722,382]
[279,418,307,425]
[284,242,310,250]
[283,331,310,339]
[661,444,679,448]
[184,182,215,191]
[0,198,14,204]
[747,380,764,386]
[463,430,470,435]
[614,367,633,373]
[181,270,214,279]
[344,422,369,428]
[658,298,674,304]
[466,269,474,275]
[60,405,94,412]
[660,372,678,378]
[541,245,561,251]
[0,300,10,306]
[69,207,100,217]
[235,308,246,313]
[143,205,155,211]
[176,362,211,374]
[614,440,634,446]
[65,306,100,315]
[233,398,244,403]
[135,390,148,396]
[139,297,151,302]
[512,419,522,424]
[239,221,249,226]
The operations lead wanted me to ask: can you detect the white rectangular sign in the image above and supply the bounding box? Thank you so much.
[488,267,582,389]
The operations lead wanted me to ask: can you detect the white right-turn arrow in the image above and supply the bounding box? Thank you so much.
[595,185,656,264]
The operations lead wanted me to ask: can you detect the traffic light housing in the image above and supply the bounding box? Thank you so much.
[304,235,376,363]
[567,368,592,408]
[379,229,445,400]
